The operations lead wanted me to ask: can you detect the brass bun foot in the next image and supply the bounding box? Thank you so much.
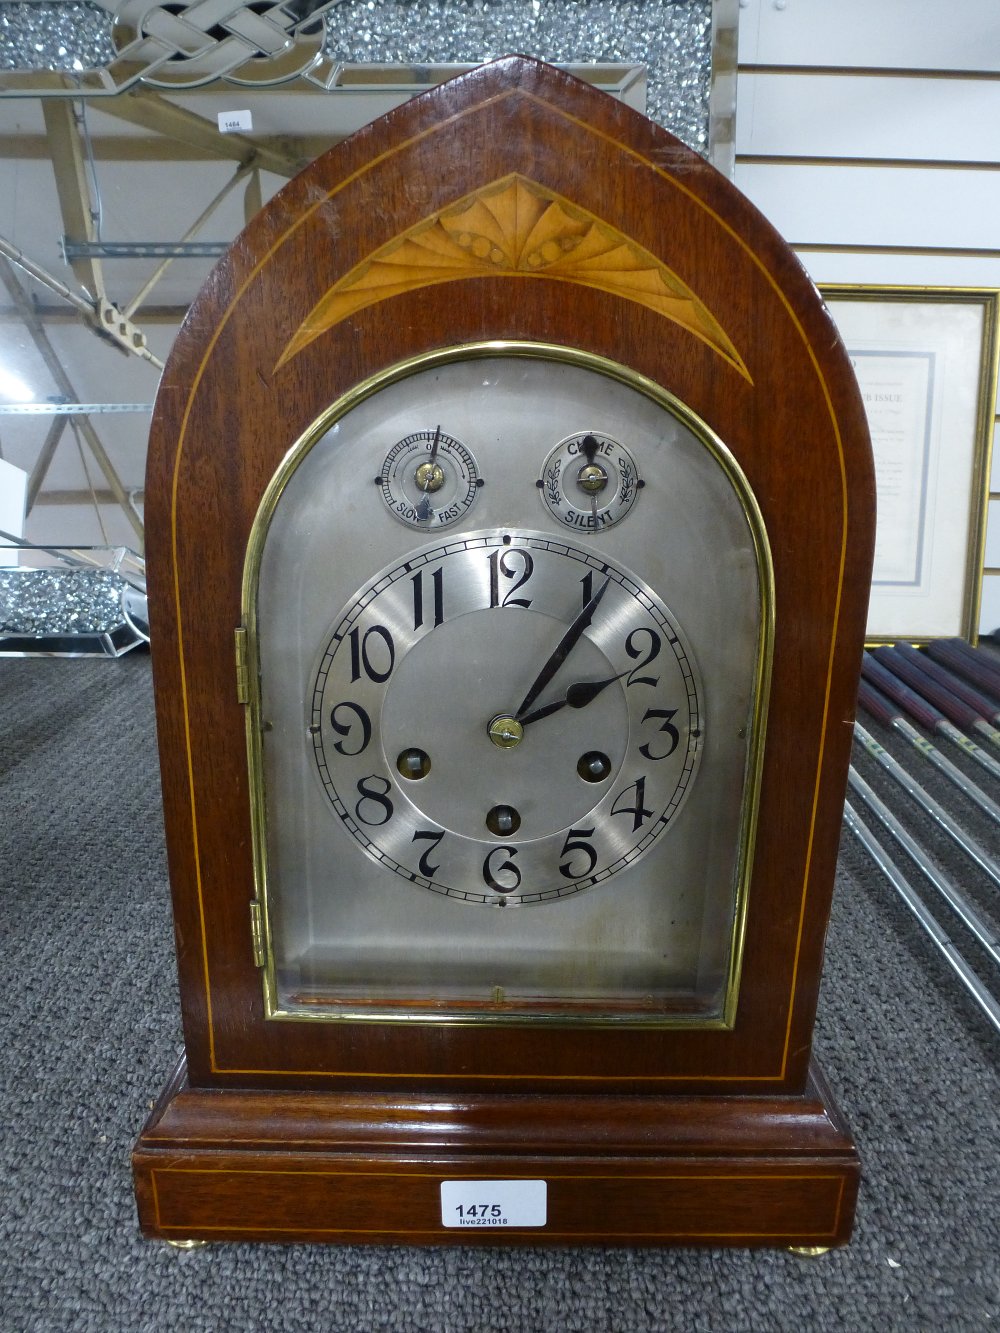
[165,1238,208,1250]
[787,1245,832,1258]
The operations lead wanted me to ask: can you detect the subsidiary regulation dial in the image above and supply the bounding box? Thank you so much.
[539,431,641,532]
[379,426,481,528]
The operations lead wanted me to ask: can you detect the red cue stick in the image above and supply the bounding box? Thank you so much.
[871,646,1000,750]
[861,652,1000,781]
[857,678,1000,825]
[895,642,1000,728]
[925,637,1000,701]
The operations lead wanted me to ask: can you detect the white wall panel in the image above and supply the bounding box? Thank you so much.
[985,499,1000,567]
[735,163,1000,249]
[737,73,1000,162]
[739,0,1000,72]
[0,411,150,500]
[23,501,142,551]
[991,423,999,491]
[0,458,27,565]
[798,250,1000,291]
[981,575,1000,633]
[736,0,1000,638]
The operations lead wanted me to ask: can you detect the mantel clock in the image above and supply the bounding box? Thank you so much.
[132,57,874,1248]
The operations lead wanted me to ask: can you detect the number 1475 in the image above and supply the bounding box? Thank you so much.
[455,1203,503,1219]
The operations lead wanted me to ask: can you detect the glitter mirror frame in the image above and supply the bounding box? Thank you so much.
[0,1,739,172]
[0,1,737,656]
[0,540,148,656]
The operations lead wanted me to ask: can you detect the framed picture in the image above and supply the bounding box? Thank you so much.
[821,286,1000,643]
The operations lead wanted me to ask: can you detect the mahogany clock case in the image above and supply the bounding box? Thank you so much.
[133,57,874,1247]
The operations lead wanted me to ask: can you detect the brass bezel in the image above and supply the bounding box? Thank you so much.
[240,340,774,1029]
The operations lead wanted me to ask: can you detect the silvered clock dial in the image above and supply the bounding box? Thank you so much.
[309,532,702,905]
[250,345,769,1023]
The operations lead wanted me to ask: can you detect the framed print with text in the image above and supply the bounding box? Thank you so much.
[822,286,999,643]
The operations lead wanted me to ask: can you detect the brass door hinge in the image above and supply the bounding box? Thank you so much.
[249,898,266,968]
[235,625,250,704]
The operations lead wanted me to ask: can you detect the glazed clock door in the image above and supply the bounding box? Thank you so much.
[246,345,771,1026]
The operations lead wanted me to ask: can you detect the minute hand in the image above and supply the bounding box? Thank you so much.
[514,575,612,721]
[518,668,630,727]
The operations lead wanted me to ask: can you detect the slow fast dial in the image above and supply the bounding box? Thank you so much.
[379,426,481,528]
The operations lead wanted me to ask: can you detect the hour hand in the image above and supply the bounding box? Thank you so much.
[514,575,611,721]
[518,668,629,727]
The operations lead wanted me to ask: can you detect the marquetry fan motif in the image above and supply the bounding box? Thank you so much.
[276,173,748,377]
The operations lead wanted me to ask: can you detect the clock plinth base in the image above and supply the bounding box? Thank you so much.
[132,1058,858,1248]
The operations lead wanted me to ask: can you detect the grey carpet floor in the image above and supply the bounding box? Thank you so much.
[0,653,997,1332]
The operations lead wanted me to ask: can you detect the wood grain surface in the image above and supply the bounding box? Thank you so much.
[136,55,872,1245]
[133,1056,859,1246]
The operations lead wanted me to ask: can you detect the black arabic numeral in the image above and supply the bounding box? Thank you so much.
[412,828,445,878]
[329,701,372,756]
[411,566,444,630]
[354,774,394,826]
[348,624,395,683]
[483,846,522,891]
[611,777,654,832]
[624,626,661,688]
[559,827,598,879]
[638,708,679,760]
[488,548,534,608]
